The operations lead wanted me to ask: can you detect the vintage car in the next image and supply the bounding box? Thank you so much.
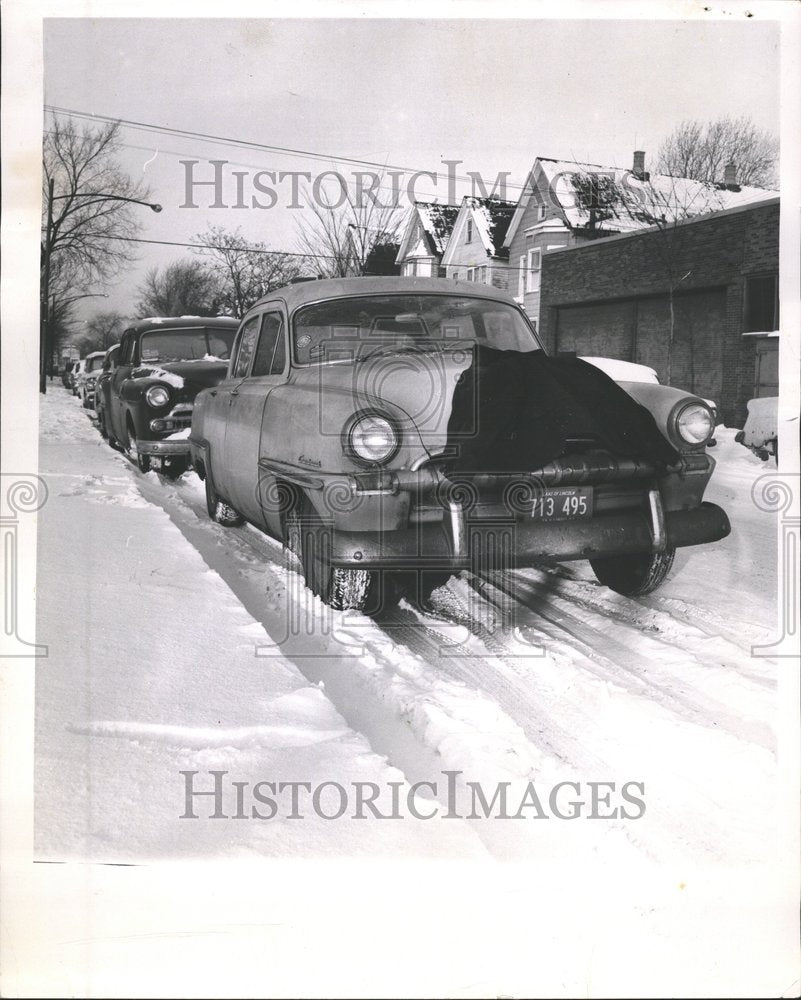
[735,396,779,463]
[61,359,77,390]
[77,351,107,409]
[95,343,120,439]
[105,316,240,477]
[189,277,730,612]
[70,359,86,395]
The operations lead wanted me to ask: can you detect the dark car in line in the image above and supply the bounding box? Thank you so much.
[189,277,730,612]
[96,343,120,440]
[105,316,240,477]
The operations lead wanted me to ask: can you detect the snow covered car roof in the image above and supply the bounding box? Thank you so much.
[127,316,239,333]
[252,275,523,312]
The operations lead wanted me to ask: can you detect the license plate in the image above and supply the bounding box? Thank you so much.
[531,486,593,520]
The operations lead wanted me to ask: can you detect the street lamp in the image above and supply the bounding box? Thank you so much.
[40,182,162,393]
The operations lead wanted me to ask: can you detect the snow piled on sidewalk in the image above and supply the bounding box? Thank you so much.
[35,388,482,861]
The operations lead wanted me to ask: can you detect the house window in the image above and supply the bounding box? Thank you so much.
[538,204,547,221]
[525,248,542,292]
[480,265,487,283]
[466,219,473,243]
[452,270,460,281]
[517,255,526,298]
[744,274,779,332]
[405,260,416,277]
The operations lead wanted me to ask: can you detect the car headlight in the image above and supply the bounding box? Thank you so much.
[675,401,715,445]
[145,384,170,408]
[344,412,399,464]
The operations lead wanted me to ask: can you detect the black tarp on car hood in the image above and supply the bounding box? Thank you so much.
[445,347,680,473]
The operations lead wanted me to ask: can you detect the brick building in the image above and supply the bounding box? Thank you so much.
[538,198,779,426]
[503,153,777,333]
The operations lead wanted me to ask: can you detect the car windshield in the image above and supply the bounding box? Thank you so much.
[87,357,104,372]
[293,294,540,365]
[138,327,236,363]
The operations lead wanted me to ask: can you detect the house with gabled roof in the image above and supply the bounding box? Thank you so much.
[504,151,778,329]
[439,195,517,291]
[395,201,460,277]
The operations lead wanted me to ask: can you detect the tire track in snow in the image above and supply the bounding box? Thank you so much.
[477,570,775,753]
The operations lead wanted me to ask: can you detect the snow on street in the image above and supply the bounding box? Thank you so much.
[34,384,791,993]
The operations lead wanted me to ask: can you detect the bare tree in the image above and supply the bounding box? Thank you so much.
[40,115,156,390]
[136,260,222,317]
[77,311,127,353]
[42,116,153,288]
[656,116,778,188]
[294,175,402,277]
[193,226,301,317]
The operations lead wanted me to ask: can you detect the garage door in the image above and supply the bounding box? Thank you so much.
[555,301,635,359]
[634,289,726,403]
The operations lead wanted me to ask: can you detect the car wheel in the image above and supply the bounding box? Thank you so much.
[284,497,375,612]
[97,408,107,439]
[590,545,676,597]
[204,475,244,526]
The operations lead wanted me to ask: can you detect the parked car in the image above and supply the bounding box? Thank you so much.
[735,396,779,463]
[76,351,107,409]
[95,343,120,440]
[190,277,730,612]
[105,316,240,477]
[70,359,86,395]
[61,359,77,390]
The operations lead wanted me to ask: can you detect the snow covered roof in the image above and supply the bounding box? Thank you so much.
[396,202,460,263]
[466,197,517,258]
[415,202,461,254]
[504,156,778,246]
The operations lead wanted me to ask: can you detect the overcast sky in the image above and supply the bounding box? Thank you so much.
[44,16,780,319]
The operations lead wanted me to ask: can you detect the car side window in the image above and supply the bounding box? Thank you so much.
[232,316,260,378]
[119,334,134,366]
[251,313,286,377]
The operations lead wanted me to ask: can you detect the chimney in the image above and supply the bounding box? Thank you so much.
[632,150,647,180]
[724,162,738,189]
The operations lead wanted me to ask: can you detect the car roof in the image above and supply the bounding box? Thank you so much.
[249,276,519,313]
[86,350,106,359]
[124,316,240,334]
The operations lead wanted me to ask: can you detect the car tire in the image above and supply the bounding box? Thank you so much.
[204,475,244,526]
[97,408,108,439]
[284,497,375,612]
[590,545,676,597]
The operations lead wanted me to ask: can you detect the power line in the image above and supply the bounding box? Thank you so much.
[44,105,530,195]
[69,232,535,271]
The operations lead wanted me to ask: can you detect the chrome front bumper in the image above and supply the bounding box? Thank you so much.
[328,501,731,569]
[136,438,191,457]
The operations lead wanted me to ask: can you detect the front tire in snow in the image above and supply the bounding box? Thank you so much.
[590,545,676,597]
[283,497,396,613]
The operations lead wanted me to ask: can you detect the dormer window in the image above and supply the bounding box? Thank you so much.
[466,218,473,243]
